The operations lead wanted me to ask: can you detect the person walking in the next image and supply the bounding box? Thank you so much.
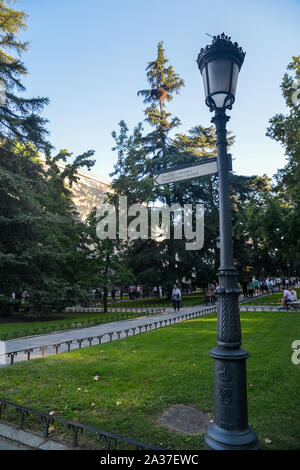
[172,284,181,312]
[128,285,135,300]
[248,280,254,299]
[253,278,259,295]
[242,280,248,298]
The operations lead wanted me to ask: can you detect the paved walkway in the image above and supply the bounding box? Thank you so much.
[0,293,273,367]
[0,436,25,450]
[1,304,218,366]
[0,422,72,450]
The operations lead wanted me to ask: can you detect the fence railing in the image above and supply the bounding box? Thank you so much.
[0,308,166,341]
[2,292,273,342]
[0,307,218,366]
[65,306,166,313]
[0,399,163,450]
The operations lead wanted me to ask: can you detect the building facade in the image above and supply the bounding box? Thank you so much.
[68,166,111,220]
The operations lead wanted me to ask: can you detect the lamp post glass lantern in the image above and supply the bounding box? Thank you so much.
[197,34,259,450]
[197,33,245,112]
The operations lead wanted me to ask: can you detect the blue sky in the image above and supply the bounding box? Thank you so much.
[17,0,300,181]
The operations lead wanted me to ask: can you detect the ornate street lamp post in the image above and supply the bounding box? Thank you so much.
[197,33,259,450]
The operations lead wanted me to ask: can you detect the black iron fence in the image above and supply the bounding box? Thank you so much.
[0,308,166,341]
[0,399,163,450]
[0,307,218,366]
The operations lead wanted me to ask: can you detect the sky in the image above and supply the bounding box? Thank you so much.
[16,0,300,182]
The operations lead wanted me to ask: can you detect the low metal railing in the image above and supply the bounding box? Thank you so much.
[0,399,163,450]
[0,307,218,366]
[0,308,166,341]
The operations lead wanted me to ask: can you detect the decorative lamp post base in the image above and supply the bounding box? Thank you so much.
[204,423,260,450]
[204,347,260,450]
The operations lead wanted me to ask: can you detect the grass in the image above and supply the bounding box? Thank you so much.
[0,310,299,450]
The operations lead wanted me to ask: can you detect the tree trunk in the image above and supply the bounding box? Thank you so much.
[103,253,110,313]
[103,288,108,313]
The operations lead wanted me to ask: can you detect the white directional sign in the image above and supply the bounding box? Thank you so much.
[153,158,218,186]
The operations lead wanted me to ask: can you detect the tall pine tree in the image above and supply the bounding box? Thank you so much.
[110,43,187,296]
[110,43,222,295]
[0,0,49,149]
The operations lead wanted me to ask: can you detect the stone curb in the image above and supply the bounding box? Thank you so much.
[0,422,73,450]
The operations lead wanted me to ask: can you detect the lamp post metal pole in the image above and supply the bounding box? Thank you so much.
[203,108,259,451]
[213,109,234,272]
[196,34,259,449]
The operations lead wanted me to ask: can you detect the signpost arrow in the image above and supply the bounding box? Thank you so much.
[153,157,218,186]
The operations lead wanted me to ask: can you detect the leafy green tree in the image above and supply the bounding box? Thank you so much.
[266,56,300,275]
[85,207,135,312]
[231,174,275,280]
[0,141,96,316]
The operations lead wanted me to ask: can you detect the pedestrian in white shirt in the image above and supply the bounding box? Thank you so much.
[172,284,181,312]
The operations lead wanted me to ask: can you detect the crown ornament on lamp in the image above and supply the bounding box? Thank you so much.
[218,366,233,382]
[197,33,245,112]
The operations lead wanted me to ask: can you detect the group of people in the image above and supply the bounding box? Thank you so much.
[9,289,30,311]
[203,290,217,305]
[128,285,163,300]
[241,276,298,299]
[201,276,299,309]
[92,275,299,312]
[92,285,165,303]
[92,283,184,311]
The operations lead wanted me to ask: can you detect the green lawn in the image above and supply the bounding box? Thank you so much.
[0,310,299,450]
